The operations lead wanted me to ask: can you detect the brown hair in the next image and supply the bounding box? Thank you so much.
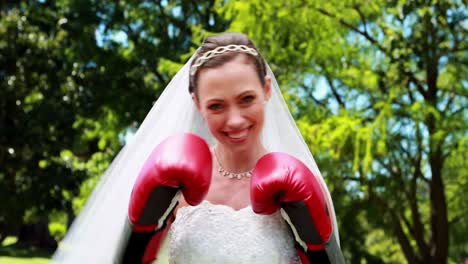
[189,32,267,95]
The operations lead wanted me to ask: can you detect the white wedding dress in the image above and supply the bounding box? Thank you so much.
[155,200,300,264]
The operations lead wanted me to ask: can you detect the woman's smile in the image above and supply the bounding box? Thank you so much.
[224,126,252,143]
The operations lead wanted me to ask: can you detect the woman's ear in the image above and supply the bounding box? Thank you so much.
[263,76,272,101]
[191,93,201,112]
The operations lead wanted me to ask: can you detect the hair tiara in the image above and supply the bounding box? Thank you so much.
[190,44,259,76]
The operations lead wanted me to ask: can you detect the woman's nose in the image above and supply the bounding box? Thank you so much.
[226,108,245,128]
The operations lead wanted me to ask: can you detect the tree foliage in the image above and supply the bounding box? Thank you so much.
[221,0,467,263]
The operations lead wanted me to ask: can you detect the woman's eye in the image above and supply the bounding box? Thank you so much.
[242,95,255,103]
[208,103,223,111]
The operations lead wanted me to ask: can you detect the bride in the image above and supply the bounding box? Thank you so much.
[53,32,344,263]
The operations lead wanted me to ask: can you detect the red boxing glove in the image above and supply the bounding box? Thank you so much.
[251,152,344,264]
[122,133,212,263]
[129,133,212,231]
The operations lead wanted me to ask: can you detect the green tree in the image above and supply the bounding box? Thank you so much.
[221,0,467,263]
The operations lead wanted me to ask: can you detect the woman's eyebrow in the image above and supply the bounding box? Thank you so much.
[204,98,224,104]
[236,90,255,98]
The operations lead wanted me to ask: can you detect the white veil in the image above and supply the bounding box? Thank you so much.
[52,55,340,263]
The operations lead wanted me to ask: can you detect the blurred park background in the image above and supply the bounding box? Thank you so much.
[1,0,467,263]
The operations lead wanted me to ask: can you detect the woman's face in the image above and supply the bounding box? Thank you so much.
[193,54,271,152]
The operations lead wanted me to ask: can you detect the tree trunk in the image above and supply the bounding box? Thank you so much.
[429,149,449,264]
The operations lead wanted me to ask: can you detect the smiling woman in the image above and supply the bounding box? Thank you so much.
[189,34,271,186]
[53,32,344,264]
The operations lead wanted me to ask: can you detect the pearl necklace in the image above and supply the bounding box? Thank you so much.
[213,148,253,180]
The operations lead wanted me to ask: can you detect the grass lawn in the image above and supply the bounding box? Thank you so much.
[0,237,52,264]
[0,256,50,264]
